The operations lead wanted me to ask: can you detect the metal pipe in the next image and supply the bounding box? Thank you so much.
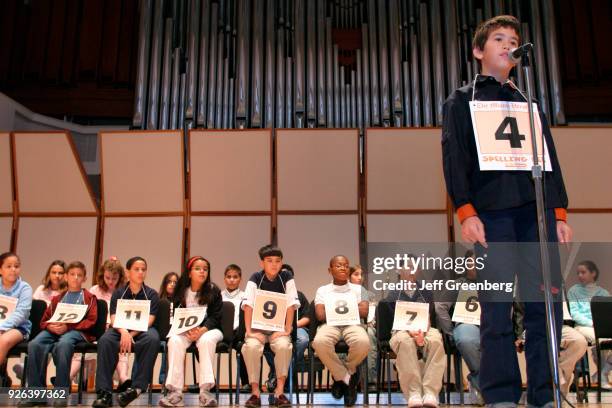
[419,2,433,126]
[160,18,173,130]
[132,0,153,128]
[361,23,371,128]
[170,47,181,129]
[389,0,402,127]
[367,0,380,125]
[317,0,327,127]
[184,0,200,121]
[196,0,211,126]
[431,0,445,126]
[541,0,566,124]
[377,0,390,126]
[235,0,248,128]
[264,0,276,128]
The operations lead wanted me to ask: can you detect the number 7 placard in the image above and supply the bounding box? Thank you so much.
[113,299,151,332]
[252,289,288,332]
[48,303,89,324]
[392,301,429,332]
[167,306,207,337]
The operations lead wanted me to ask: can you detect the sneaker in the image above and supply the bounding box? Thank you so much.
[116,380,132,393]
[331,380,346,399]
[407,395,423,408]
[198,390,217,407]
[244,394,261,408]
[423,394,439,408]
[92,390,113,408]
[159,391,184,407]
[117,387,140,407]
[469,382,485,406]
[272,394,291,408]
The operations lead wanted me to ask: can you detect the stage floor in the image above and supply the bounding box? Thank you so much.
[2,392,612,407]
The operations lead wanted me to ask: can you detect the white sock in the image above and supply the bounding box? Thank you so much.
[343,373,351,385]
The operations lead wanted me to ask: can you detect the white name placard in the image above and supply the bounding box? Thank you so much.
[113,299,151,332]
[167,306,208,337]
[48,303,89,324]
[325,291,360,326]
[392,301,429,332]
[452,290,481,326]
[252,289,288,332]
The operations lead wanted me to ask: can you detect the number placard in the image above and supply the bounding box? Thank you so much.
[113,299,151,332]
[0,294,18,323]
[392,301,429,332]
[452,290,481,325]
[252,289,288,332]
[324,292,360,326]
[563,301,572,321]
[367,303,377,324]
[48,303,89,324]
[469,101,552,172]
[167,306,207,337]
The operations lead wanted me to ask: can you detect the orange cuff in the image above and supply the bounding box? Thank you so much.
[457,203,478,224]
[555,208,567,223]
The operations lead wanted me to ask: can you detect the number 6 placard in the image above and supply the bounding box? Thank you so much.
[392,301,429,332]
[252,289,288,332]
[0,294,18,323]
[324,292,360,326]
[167,306,207,337]
[113,299,151,332]
[48,303,89,324]
[452,290,481,325]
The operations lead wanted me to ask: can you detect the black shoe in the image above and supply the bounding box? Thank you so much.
[117,388,140,407]
[115,379,131,393]
[331,380,346,400]
[92,390,113,408]
[244,394,261,408]
[272,393,292,408]
[344,372,360,407]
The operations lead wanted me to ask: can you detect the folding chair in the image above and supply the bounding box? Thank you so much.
[590,295,612,402]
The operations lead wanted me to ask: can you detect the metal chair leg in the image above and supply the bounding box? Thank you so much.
[386,352,392,405]
[78,352,86,404]
[229,349,233,405]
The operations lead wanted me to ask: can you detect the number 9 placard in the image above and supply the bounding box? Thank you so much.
[167,306,207,337]
[324,292,360,326]
[113,299,151,332]
[48,303,89,324]
[392,301,429,332]
[252,289,288,332]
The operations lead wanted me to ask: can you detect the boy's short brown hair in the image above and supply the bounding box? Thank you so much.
[472,15,521,51]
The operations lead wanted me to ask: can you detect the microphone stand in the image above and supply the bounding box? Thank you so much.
[521,51,563,408]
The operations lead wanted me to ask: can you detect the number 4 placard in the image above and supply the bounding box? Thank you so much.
[252,289,288,332]
[167,306,207,337]
[113,299,151,332]
[48,303,89,324]
[469,101,552,172]
[392,301,429,332]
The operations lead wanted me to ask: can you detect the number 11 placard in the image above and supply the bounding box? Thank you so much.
[113,299,151,332]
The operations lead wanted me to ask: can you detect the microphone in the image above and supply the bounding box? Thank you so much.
[509,43,533,64]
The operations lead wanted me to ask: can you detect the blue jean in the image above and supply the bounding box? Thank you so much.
[27,329,86,388]
[266,328,309,379]
[158,341,168,384]
[453,323,481,389]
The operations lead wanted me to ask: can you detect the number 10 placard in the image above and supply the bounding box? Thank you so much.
[167,306,207,337]
[113,299,151,332]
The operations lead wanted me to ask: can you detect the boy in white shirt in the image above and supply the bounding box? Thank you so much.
[312,255,370,407]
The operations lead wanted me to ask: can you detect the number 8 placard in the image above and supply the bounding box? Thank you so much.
[0,294,18,323]
[252,289,288,332]
[392,301,429,332]
[167,306,207,337]
[324,292,360,326]
[113,299,151,332]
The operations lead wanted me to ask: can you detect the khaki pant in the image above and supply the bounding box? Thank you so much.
[559,325,588,395]
[575,325,612,383]
[390,328,446,399]
[311,324,370,381]
[242,333,292,384]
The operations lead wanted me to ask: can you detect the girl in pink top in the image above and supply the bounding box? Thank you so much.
[70,258,129,388]
[32,260,67,304]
